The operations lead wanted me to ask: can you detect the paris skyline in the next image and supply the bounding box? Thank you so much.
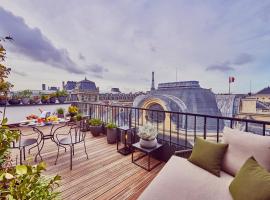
[1,0,270,93]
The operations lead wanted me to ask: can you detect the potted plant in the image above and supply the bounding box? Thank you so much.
[19,89,32,105]
[137,123,158,148]
[49,93,57,103]
[106,123,118,144]
[0,95,7,106]
[56,107,65,118]
[68,105,78,117]
[89,118,103,137]
[41,94,49,104]
[30,95,41,104]
[8,94,21,105]
[56,90,68,103]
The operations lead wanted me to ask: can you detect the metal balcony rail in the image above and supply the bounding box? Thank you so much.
[74,102,270,150]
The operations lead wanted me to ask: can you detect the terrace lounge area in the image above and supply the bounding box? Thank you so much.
[6,103,270,200]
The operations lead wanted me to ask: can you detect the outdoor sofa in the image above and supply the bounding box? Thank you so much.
[139,127,270,200]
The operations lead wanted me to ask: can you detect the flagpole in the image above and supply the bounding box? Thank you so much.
[229,82,231,94]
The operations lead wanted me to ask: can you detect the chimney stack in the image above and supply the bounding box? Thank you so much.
[151,71,155,91]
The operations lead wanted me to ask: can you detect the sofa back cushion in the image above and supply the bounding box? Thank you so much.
[188,137,228,177]
[222,127,270,176]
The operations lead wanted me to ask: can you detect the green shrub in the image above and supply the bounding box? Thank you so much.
[18,90,32,98]
[76,113,83,121]
[56,90,68,97]
[56,108,64,115]
[89,118,102,126]
[106,123,117,129]
[0,162,61,200]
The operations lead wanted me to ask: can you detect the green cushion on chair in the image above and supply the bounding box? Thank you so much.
[229,157,270,200]
[188,137,228,177]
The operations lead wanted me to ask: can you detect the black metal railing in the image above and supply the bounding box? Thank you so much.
[74,102,270,151]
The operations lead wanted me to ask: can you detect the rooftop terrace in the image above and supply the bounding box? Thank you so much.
[11,126,164,200]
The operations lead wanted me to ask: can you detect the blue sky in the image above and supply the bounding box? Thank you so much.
[0,0,270,93]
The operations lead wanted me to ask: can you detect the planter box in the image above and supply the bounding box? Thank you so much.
[49,97,56,104]
[57,96,67,103]
[8,99,21,105]
[89,125,103,137]
[0,99,7,106]
[41,99,49,104]
[107,128,118,144]
[21,97,30,105]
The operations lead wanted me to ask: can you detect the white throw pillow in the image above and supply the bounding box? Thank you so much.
[222,127,270,176]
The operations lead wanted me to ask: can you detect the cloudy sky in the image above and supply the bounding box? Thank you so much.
[0,0,270,93]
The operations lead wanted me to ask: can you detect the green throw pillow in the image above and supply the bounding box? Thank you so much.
[188,137,228,177]
[229,157,270,200]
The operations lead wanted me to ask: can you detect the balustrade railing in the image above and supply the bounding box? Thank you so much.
[74,102,270,150]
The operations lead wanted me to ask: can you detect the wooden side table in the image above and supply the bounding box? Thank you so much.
[132,142,163,171]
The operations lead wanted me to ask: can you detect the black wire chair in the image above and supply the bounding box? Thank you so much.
[10,129,42,164]
[54,121,88,170]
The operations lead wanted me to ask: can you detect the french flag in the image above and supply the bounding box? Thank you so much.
[229,76,235,83]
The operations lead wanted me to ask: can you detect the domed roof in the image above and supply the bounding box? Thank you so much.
[257,87,270,95]
[76,77,97,91]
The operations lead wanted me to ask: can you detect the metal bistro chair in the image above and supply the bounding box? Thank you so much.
[54,121,89,170]
[10,129,42,165]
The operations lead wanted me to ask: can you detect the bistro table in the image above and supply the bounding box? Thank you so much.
[132,142,163,171]
[22,121,69,161]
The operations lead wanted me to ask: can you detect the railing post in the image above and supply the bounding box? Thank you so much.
[217,118,220,143]
[194,115,197,143]
[204,117,207,139]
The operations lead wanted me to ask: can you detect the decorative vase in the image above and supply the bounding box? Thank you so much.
[139,138,157,149]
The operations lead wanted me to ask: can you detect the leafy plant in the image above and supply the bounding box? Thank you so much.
[68,106,78,114]
[9,93,20,100]
[106,122,117,129]
[49,93,57,98]
[138,123,158,141]
[89,118,102,126]
[0,162,61,200]
[0,36,61,199]
[76,113,83,121]
[0,121,19,168]
[41,94,49,100]
[18,89,32,98]
[56,108,64,115]
[56,90,68,97]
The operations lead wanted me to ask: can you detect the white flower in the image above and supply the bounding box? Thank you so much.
[137,123,158,140]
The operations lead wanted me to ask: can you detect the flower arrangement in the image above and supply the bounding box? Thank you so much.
[138,123,158,141]
[68,106,78,114]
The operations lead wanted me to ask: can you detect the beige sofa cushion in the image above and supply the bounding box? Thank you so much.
[139,156,233,200]
[222,127,270,176]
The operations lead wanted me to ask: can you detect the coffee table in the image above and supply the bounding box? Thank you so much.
[132,142,163,171]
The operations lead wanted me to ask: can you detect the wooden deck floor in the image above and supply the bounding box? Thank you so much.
[11,126,164,200]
